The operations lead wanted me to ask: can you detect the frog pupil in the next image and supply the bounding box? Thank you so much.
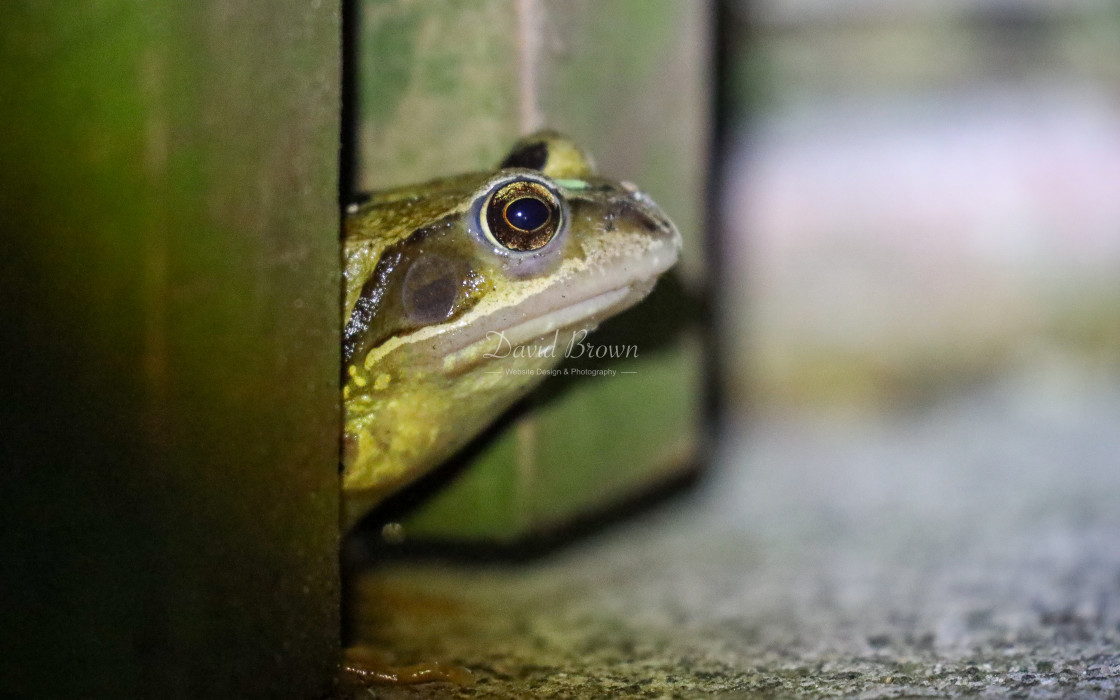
[505,197,549,232]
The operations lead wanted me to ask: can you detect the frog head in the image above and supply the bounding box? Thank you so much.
[340,132,680,527]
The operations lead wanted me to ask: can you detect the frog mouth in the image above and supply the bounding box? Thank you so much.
[440,240,672,371]
[440,283,645,371]
[495,283,637,344]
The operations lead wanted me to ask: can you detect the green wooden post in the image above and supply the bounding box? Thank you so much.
[355,0,709,540]
[0,3,341,697]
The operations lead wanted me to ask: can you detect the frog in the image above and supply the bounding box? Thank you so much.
[340,131,681,530]
[339,132,680,683]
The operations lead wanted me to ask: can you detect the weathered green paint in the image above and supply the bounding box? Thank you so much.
[356,0,708,540]
[358,0,522,190]
[0,3,340,698]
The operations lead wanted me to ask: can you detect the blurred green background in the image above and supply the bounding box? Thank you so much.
[0,3,340,697]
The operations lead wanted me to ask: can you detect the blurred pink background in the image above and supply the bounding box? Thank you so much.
[722,0,1120,410]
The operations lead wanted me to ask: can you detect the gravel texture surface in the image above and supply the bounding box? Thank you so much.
[344,372,1120,698]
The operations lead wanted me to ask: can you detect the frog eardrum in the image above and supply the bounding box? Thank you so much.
[480,175,565,252]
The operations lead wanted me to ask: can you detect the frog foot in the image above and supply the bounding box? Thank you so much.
[342,646,474,686]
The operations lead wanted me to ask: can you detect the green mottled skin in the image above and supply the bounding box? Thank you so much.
[340,132,680,527]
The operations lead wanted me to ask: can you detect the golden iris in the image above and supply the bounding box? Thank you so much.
[485,180,560,251]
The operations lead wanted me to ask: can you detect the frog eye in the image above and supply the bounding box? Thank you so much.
[483,179,562,252]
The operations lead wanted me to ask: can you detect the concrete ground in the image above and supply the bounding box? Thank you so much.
[344,368,1120,698]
